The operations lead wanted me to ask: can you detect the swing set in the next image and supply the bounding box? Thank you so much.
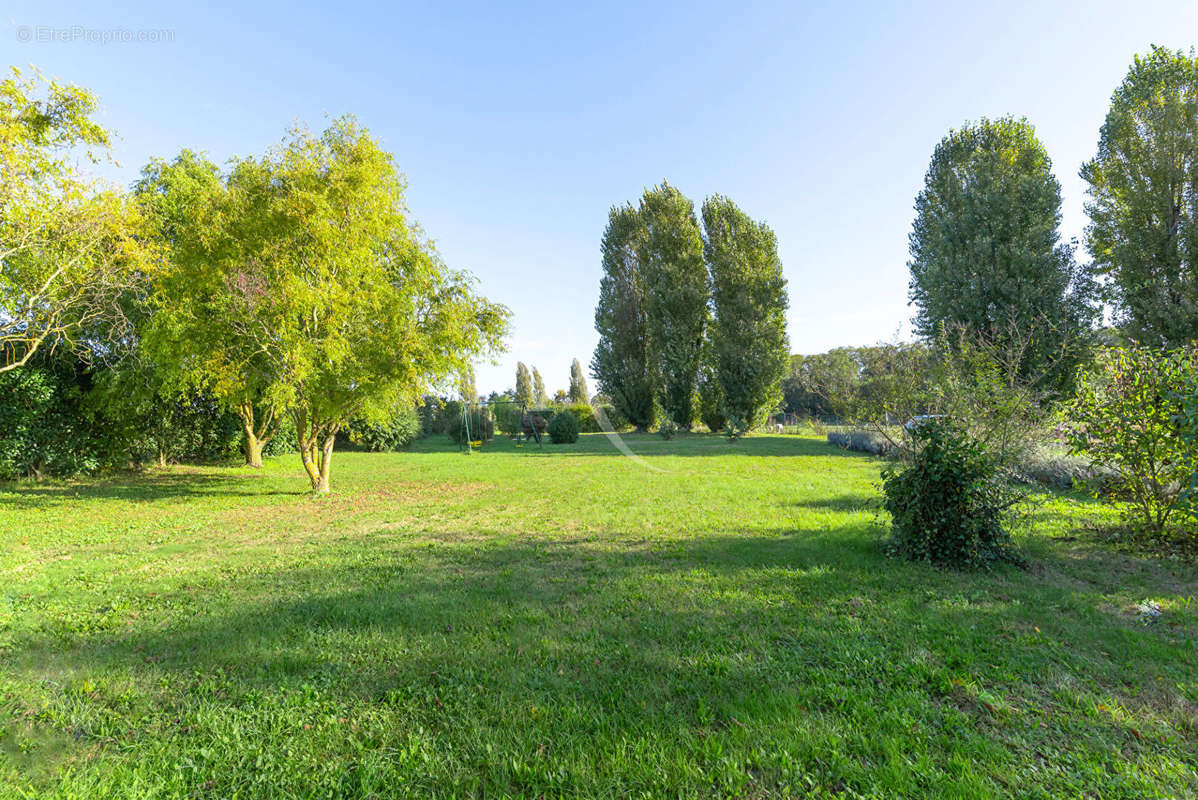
[456,399,544,453]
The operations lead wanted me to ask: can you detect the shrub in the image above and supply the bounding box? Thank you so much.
[548,410,580,444]
[563,403,600,433]
[347,405,421,451]
[594,403,629,431]
[658,419,678,440]
[262,422,298,456]
[724,415,752,441]
[417,396,445,434]
[881,418,1023,569]
[1064,345,1198,540]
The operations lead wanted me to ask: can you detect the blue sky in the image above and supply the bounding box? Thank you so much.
[6,0,1197,396]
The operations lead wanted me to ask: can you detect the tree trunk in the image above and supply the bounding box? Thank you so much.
[244,426,264,468]
[314,433,335,494]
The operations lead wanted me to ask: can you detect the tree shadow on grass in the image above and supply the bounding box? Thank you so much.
[794,494,882,513]
[0,468,307,510]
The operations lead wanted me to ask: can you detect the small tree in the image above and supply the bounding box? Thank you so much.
[201,118,507,492]
[568,358,589,404]
[135,150,287,468]
[1064,345,1198,540]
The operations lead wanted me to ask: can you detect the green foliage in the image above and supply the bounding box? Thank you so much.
[702,195,789,429]
[1,68,149,373]
[594,402,628,432]
[909,117,1095,390]
[491,399,524,437]
[641,183,707,427]
[445,405,495,445]
[457,364,477,404]
[1082,46,1198,348]
[547,410,580,444]
[532,366,547,406]
[417,396,446,434]
[697,358,725,433]
[1064,345,1198,541]
[515,362,533,408]
[346,405,422,452]
[134,148,288,466]
[568,358,589,404]
[657,418,678,440]
[882,419,1023,569]
[143,118,508,492]
[555,403,598,433]
[0,360,101,479]
[592,204,655,431]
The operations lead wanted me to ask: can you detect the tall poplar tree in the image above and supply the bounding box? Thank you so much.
[532,366,547,405]
[702,195,789,434]
[1081,46,1198,347]
[514,361,533,407]
[568,358,589,403]
[908,117,1094,389]
[591,204,654,430]
[640,183,707,427]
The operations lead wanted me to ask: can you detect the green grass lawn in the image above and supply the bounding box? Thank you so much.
[1,433,1195,799]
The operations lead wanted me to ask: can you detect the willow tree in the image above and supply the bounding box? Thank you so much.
[702,195,789,435]
[1082,46,1198,347]
[640,183,708,427]
[134,151,289,467]
[909,117,1094,390]
[217,118,507,492]
[591,204,654,430]
[1,68,147,373]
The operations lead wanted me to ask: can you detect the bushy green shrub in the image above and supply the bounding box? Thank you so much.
[417,396,445,435]
[562,403,599,433]
[1064,345,1198,540]
[548,410,580,444]
[346,405,421,451]
[658,419,678,440]
[0,365,102,479]
[594,403,629,431]
[262,422,298,456]
[881,418,1023,569]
